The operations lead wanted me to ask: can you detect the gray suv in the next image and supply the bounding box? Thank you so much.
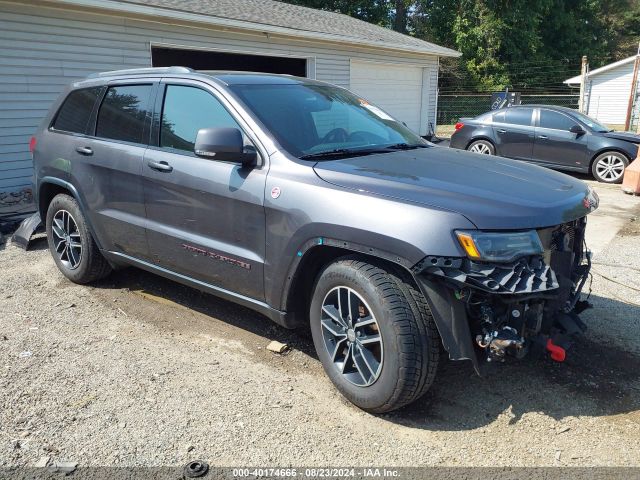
[30,67,598,412]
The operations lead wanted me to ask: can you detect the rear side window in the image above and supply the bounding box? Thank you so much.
[52,87,102,134]
[96,85,152,143]
[539,110,575,130]
[160,85,240,152]
[504,108,533,127]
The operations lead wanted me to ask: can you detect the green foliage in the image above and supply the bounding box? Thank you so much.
[280,0,640,91]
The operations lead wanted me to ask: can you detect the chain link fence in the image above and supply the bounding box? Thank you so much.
[436,93,580,137]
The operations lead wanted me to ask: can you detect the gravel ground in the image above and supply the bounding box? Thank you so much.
[1,185,640,468]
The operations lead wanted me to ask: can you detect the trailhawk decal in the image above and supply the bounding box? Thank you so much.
[181,244,251,270]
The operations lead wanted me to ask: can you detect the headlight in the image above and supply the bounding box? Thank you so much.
[455,230,544,262]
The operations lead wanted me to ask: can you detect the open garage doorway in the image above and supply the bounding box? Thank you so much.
[152,46,308,77]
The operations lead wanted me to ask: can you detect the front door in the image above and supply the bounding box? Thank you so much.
[142,81,267,301]
[532,108,589,169]
[492,107,535,160]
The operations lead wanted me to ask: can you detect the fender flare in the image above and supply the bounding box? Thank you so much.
[38,176,103,250]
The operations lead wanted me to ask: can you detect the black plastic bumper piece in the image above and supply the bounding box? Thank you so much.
[11,212,43,250]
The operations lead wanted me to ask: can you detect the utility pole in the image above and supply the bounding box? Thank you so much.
[625,42,640,132]
[578,55,589,114]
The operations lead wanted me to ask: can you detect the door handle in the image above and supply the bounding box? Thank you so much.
[75,146,93,156]
[147,160,173,172]
[497,129,507,134]
[538,135,548,139]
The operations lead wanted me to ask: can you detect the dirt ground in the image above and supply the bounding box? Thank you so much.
[1,179,640,468]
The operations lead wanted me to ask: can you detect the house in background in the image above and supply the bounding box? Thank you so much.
[0,0,459,196]
[564,56,637,128]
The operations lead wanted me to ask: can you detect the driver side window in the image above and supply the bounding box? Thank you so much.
[160,85,254,154]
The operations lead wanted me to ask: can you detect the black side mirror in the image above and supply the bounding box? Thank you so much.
[194,127,257,167]
[569,125,585,135]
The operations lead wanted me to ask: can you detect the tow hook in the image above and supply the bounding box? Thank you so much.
[546,339,566,362]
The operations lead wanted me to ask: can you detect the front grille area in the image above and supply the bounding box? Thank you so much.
[417,255,559,294]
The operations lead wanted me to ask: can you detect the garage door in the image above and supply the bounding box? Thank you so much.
[349,61,425,133]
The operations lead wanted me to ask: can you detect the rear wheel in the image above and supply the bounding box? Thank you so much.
[467,139,495,155]
[591,151,628,184]
[46,193,112,284]
[309,258,440,413]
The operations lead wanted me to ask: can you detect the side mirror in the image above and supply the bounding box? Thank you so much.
[569,125,585,135]
[194,127,257,167]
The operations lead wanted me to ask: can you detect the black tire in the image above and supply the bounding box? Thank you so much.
[45,193,112,284]
[467,139,495,155]
[309,258,440,413]
[591,151,629,184]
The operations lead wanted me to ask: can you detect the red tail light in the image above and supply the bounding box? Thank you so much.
[29,136,37,154]
[454,122,465,131]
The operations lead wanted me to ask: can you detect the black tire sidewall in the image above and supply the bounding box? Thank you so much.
[45,194,95,283]
[591,152,628,184]
[310,262,407,411]
[468,140,495,155]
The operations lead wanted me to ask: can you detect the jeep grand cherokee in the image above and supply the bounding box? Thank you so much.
[29,67,598,412]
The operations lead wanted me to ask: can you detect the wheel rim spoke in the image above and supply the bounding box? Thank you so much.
[320,286,383,387]
[51,209,82,270]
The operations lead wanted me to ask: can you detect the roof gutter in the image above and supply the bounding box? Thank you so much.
[44,0,461,58]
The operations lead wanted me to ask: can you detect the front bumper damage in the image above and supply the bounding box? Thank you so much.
[413,217,591,373]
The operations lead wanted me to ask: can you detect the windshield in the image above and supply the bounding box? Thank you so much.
[570,110,611,132]
[229,83,427,158]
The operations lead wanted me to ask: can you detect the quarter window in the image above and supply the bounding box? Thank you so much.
[96,85,152,143]
[504,108,533,127]
[160,85,242,152]
[52,87,102,134]
[539,110,576,131]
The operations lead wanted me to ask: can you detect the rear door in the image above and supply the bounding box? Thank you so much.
[142,79,267,301]
[532,108,589,169]
[68,81,156,259]
[492,107,535,160]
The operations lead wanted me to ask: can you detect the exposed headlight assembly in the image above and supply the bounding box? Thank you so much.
[455,230,544,262]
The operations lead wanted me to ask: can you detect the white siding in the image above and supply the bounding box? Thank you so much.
[0,1,439,192]
[586,61,634,125]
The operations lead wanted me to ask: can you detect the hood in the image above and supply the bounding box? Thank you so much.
[602,131,640,143]
[313,147,596,230]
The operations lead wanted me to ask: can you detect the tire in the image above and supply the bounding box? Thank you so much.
[45,193,112,284]
[591,151,629,184]
[467,139,495,155]
[309,258,440,413]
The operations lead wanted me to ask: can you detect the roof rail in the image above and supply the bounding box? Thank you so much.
[87,66,194,78]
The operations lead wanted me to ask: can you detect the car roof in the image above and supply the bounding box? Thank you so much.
[494,104,578,114]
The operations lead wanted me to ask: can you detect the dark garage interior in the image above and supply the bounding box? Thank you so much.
[152,47,308,76]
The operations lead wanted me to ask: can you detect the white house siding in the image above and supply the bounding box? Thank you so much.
[0,1,439,193]
[586,61,634,126]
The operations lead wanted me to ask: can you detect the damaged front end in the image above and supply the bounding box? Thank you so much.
[413,217,592,372]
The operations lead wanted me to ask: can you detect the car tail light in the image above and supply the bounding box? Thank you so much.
[29,136,37,153]
[454,122,465,131]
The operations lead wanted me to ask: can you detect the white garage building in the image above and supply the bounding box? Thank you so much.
[564,56,637,128]
[0,0,459,195]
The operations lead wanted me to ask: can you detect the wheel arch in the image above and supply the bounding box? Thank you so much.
[281,242,420,329]
[466,136,495,151]
[588,148,631,169]
[38,177,103,249]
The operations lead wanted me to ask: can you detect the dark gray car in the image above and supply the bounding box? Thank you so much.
[449,105,640,183]
[30,68,598,412]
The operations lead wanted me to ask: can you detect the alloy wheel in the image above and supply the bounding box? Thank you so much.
[595,154,625,182]
[51,209,83,270]
[469,142,492,154]
[320,286,383,387]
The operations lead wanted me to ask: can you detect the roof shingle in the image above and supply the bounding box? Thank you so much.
[111,0,459,56]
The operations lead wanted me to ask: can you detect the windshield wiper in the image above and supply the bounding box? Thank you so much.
[299,147,391,160]
[385,143,430,150]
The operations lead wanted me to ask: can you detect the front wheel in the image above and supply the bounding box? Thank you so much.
[309,258,440,413]
[591,151,628,184]
[467,139,495,155]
